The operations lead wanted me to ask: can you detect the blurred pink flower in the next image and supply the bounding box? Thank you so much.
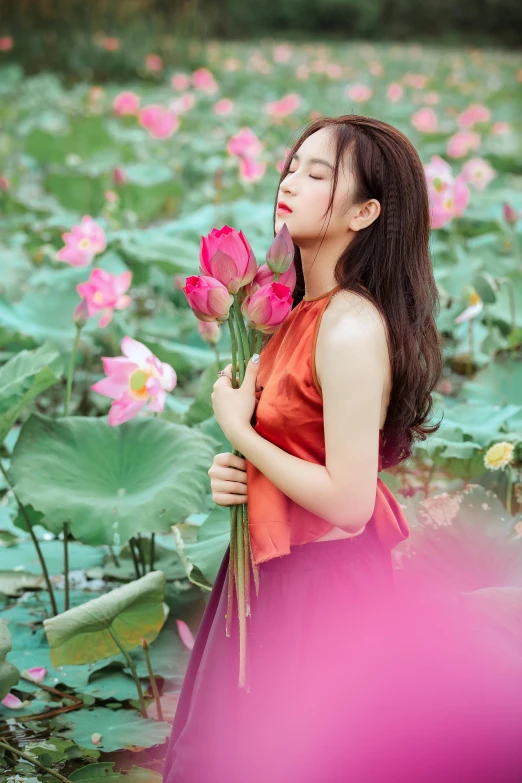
[272,44,292,64]
[424,155,470,229]
[265,93,301,118]
[447,130,481,158]
[183,275,233,323]
[457,104,490,128]
[0,36,13,52]
[295,64,309,81]
[192,67,218,93]
[226,127,263,159]
[240,281,294,334]
[1,694,23,709]
[346,84,372,102]
[89,86,104,102]
[112,167,126,186]
[198,319,221,345]
[492,121,509,134]
[139,105,179,139]
[91,337,177,426]
[145,53,163,72]
[503,203,519,224]
[104,190,118,203]
[423,91,440,105]
[404,73,429,89]
[171,72,191,90]
[411,107,438,133]
[113,91,140,116]
[76,268,132,328]
[455,290,483,324]
[387,83,403,102]
[239,156,266,182]
[200,225,257,294]
[169,94,195,114]
[214,98,234,116]
[102,36,120,52]
[460,158,495,190]
[176,619,195,650]
[0,176,10,192]
[57,216,106,267]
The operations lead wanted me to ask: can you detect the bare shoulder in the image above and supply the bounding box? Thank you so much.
[315,290,392,401]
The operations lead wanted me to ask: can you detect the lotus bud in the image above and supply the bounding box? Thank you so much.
[266,223,294,275]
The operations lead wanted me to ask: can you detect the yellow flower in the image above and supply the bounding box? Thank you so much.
[484,441,515,471]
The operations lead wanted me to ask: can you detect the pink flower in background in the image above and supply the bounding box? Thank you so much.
[387,83,403,102]
[457,104,490,128]
[447,130,481,158]
[240,281,294,334]
[325,63,343,79]
[411,107,438,133]
[245,261,296,298]
[424,155,470,229]
[76,268,132,328]
[368,60,383,77]
[89,86,104,102]
[272,44,292,64]
[265,93,301,118]
[1,694,23,709]
[0,176,10,191]
[145,53,163,72]
[503,203,519,224]
[112,167,126,186]
[23,667,47,683]
[404,73,429,89]
[239,156,266,182]
[0,37,13,52]
[183,275,234,323]
[102,37,120,52]
[171,72,191,90]
[198,319,221,345]
[492,122,509,134]
[57,216,106,267]
[226,127,263,159]
[104,190,118,203]
[214,98,234,116]
[460,158,495,190]
[139,105,179,139]
[455,290,483,324]
[423,91,440,105]
[176,619,195,650]
[113,91,140,116]
[91,337,176,426]
[192,67,218,93]
[169,93,195,114]
[346,84,372,102]
[200,225,257,294]
[295,65,309,81]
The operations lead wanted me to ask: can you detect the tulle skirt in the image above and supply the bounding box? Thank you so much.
[162,521,522,783]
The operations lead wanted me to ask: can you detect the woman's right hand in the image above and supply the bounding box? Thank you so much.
[208,452,248,507]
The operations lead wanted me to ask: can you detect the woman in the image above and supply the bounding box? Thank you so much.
[163,114,444,782]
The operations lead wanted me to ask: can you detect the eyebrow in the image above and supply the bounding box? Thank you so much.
[291,153,334,171]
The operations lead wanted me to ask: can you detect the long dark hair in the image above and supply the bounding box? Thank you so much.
[268,114,444,469]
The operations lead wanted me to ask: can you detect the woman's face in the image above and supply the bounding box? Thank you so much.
[276,126,380,249]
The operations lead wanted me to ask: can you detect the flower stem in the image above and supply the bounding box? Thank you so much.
[149,532,155,572]
[232,296,251,369]
[63,522,70,611]
[0,461,58,616]
[506,464,513,516]
[0,740,70,783]
[498,276,517,336]
[128,537,142,579]
[64,324,82,417]
[109,627,147,717]
[227,316,239,390]
[143,640,163,721]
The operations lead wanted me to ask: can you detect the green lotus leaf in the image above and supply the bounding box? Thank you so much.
[68,762,162,782]
[0,619,20,700]
[53,707,170,754]
[0,342,62,443]
[9,413,217,545]
[43,571,166,666]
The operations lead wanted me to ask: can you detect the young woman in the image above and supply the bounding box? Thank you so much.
[162,115,444,782]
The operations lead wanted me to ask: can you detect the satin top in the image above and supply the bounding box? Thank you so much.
[245,284,410,566]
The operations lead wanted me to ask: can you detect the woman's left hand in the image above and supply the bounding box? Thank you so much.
[211,356,262,449]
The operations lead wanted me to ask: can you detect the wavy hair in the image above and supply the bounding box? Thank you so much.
[265,114,444,469]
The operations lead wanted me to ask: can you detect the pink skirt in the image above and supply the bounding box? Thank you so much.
[162,521,522,782]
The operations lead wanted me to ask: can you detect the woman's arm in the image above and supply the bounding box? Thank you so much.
[233,304,388,533]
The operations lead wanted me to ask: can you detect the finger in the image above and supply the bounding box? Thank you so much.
[212,478,247,494]
[211,467,247,484]
[215,453,247,470]
[213,492,248,507]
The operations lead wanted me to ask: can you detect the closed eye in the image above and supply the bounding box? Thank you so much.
[309,175,322,180]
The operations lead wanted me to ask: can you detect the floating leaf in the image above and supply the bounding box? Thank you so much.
[54,707,170,754]
[68,762,162,781]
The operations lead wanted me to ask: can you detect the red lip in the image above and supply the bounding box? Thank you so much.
[277,202,293,213]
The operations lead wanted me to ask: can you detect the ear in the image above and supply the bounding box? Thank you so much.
[349,198,381,231]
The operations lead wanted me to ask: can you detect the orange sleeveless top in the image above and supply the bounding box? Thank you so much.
[245,284,410,566]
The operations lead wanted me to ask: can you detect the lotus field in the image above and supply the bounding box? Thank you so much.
[0,38,522,779]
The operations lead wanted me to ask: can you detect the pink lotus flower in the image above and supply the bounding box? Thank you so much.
[226,127,263,160]
[492,122,509,135]
[198,320,221,345]
[423,91,439,105]
[22,667,47,683]
[346,84,372,102]
[112,167,126,186]
[57,216,106,267]
[455,290,483,324]
[102,36,120,52]
[457,104,490,128]
[145,53,163,72]
[295,64,309,81]
[192,67,218,93]
[239,156,266,183]
[113,91,140,116]
[0,176,10,192]
[89,86,104,102]
[214,98,234,116]
[272,44,292,64]
[411,107,438,133]
[183,275,234,323]
[0,36,13,52]
[91,337,177,426]
[325,63,343,79]
[265,93,301,118]
[176,619,195,650]
[139,105,179,139]
[461,158,495,191]
[503,203,519,224]
[266,223,294,275]
[171,72,191,90]
[404,73,429,89]
[199,225,257,295]
[244,261,296,298]
[447,131,481,159]
[76,268,132,328]
[169,94,195,114]
[424,156,470,229]
[387,83,403,102]
[240,282,294,334]
[1,693,23,709]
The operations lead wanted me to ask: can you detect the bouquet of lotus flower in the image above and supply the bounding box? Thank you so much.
[183,223,295,688]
